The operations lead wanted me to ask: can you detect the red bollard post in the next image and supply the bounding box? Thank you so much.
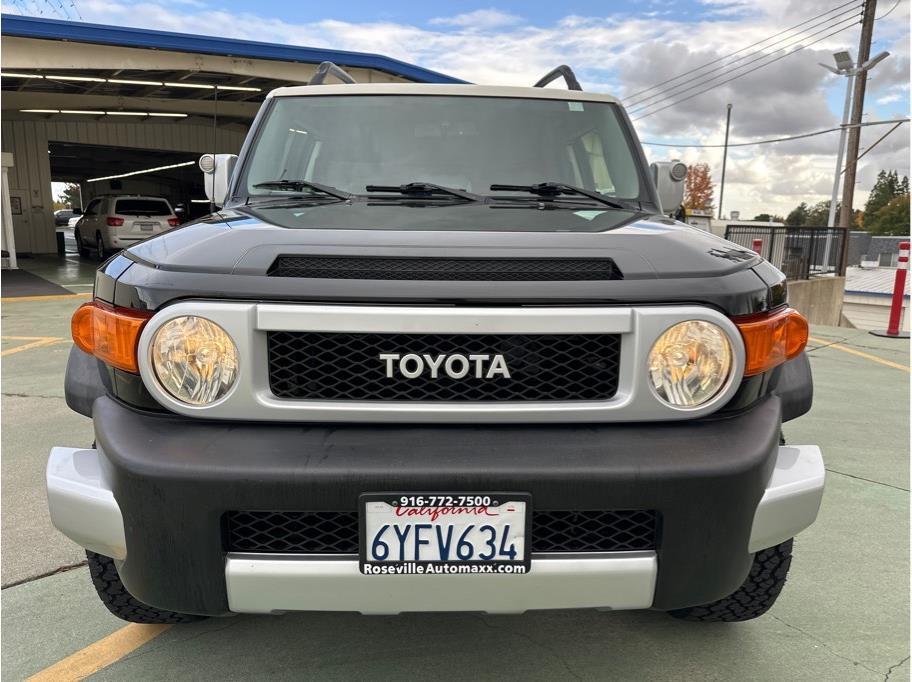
[751,238,763,256]
[871,241,910,339]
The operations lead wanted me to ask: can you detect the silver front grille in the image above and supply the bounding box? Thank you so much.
[136,303,745,423]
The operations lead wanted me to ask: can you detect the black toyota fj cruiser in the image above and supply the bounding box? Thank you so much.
[48,65,824,624]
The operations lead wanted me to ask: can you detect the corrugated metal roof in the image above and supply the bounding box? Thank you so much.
[845,266,910,298]
[0,14,466,85]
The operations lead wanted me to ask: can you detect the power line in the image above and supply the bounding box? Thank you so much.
[54,0,73,20]
[624,0,861,102]
[628,13,862,117]
[626,4,863,109]
[627,8,862,110]
[42,0,66,19]
[631,19,863,121]
[875,0,903,19]
[844,121,905,171]
[640,118,909,147]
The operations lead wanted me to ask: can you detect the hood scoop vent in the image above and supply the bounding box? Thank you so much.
[267,256,622,281]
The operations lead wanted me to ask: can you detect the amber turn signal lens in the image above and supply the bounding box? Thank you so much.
[735,307,809,376]
[71,301,152,373]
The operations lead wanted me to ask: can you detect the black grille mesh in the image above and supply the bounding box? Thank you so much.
[224,510,658,554]
[529,510,658,553]
[268,256,622,281]
[267,332,621,401]
[226,511,359,554]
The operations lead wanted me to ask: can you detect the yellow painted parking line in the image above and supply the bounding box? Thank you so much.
[0,336,70,356]
[808,336,910,373]
[27,623,172,682]
[0,292,91,303]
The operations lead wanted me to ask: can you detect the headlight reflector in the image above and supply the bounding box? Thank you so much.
[151,316,238,405]
[648,320,732,407]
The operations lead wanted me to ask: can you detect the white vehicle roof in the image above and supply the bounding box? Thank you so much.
[100,194,172,200]
[269,83,621,105]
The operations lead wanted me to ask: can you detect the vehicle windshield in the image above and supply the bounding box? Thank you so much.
[241,95,643,202]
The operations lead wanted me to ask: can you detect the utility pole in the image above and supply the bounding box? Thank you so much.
[838,0,877,274]
[718,103,732,220]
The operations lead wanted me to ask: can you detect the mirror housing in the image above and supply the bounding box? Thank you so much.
[199,153,238,207]
[650,160,688,216]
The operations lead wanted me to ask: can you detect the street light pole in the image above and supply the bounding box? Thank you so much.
[827,72,855,228]
[718,103,732,220]
[819,50,889,271]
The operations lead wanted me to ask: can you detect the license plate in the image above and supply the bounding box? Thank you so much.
[136,222,155,231]
[359,493,531,575]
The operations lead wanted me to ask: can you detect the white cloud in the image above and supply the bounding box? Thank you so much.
[47,0,912,217]
[429,8,521,30]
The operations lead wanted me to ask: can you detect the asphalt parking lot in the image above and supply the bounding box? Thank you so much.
[1,255,909,681]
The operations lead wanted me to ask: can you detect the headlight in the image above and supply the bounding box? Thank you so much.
[648,320,732,408]
[151,316,239,405]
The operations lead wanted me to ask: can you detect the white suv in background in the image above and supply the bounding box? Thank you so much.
[74,195,180,259]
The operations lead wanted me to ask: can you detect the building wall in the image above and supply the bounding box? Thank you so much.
[843,294,910,332]
[0,118,247,254]
[847,232,911,266]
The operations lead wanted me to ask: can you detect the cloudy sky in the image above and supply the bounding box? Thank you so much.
[6,0,911,218]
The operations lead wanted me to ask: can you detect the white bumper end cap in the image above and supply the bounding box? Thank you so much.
[46,447,126,560]
[749,444,825,553]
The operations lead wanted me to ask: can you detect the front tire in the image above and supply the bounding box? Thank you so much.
[667,539,793,622]
[86,551,205,624]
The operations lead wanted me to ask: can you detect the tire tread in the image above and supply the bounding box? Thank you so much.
[86,551,204,624]
[668,539,793,622]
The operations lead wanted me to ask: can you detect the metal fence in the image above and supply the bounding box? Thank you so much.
[724,225,847,279]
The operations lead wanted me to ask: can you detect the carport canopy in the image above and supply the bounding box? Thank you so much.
[0,14,463,258]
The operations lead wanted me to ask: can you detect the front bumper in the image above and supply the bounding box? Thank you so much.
[47,395,824,616]
[226,553,658,615]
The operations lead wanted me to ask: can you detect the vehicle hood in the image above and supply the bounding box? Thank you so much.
[125,202,761,280]
[112,202,781,316]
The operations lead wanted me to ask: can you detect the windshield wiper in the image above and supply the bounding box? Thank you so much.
[489,182,633,210]
[252,179,353,201]
[365,182,482,202]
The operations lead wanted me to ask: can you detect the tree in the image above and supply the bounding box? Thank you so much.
[865,195,910,236]
[753,213,785,223]
[805,200,840,226]
[56,183,82,210]
[785,202,809,226]
[863,170,905,227]
[683,163,714,211]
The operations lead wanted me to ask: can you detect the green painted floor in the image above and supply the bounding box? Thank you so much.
[10,248,100,292]
[1,283,908,680]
